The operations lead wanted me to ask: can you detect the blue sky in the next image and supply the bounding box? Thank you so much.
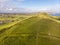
[0,0,60,13]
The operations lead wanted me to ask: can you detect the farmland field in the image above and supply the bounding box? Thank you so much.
[0,13,60,45]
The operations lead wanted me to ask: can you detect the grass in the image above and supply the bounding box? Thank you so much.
[0,14,60,45]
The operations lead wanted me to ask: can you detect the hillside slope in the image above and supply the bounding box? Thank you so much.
[0,14,60,45]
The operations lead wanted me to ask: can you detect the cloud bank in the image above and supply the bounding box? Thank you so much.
[0,0,60,13]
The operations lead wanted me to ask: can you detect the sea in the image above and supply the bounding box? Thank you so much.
[51,13,60,16]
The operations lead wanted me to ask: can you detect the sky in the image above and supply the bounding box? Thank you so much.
[0,0,60,13]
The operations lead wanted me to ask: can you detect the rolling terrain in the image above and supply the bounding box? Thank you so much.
[0,13,60,45]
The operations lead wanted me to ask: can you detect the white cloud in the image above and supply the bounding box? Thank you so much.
[47,5,60,13]
[34,4,60,13]
[17,0,25,1]
[0,0,25,8]
[0,0,9,2]
[0,0,25,2]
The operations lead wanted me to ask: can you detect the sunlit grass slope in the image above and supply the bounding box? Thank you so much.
[0,13,60,45]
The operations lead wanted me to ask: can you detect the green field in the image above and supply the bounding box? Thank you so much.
[0,13,60,45]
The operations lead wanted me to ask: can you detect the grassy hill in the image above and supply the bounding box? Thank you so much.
[0,13,60,45]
